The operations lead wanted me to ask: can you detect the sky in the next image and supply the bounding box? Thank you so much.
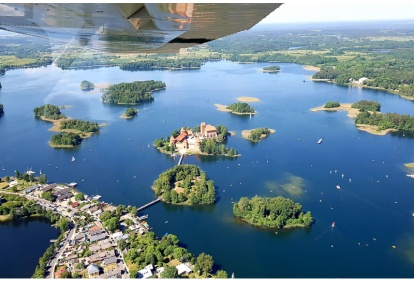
[257,0,414,24]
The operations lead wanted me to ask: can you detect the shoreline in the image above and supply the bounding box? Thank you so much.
[310,104,398,135]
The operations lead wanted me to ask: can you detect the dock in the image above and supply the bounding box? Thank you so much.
[137,197,162,211]
[178,154,184,165]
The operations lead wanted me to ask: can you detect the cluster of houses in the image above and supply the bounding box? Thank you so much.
[3,178,196,279]
[169,122,218,151]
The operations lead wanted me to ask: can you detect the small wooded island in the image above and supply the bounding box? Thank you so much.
[226,102,256,115]
[242,127,276,142]
[152,164,216,205]
[101,80,166,104]
[120,107,138,119]
[80,80,94,91]
[154,122,238,157]
[233,196,312,228]
[262,65,281,73]
[34,104,101,148]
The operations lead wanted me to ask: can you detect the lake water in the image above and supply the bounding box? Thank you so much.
[1,61,414,278]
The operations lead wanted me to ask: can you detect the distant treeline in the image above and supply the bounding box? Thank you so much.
[101,80,166,104]
[119,58,205,71]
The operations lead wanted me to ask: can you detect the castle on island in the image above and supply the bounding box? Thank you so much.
[170,122,217,151]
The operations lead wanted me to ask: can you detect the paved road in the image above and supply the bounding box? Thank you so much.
[45,224,75,278]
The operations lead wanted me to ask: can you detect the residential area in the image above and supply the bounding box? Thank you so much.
[0,173,226,279]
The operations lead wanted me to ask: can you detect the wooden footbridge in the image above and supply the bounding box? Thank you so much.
[137,197,162,211]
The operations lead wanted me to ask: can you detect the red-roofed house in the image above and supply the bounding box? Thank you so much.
[71,202,79,208]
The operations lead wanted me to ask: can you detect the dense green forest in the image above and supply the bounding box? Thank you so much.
[80,80,94,90]
[355,111,414,131]
[233,196,312,228]
[101,80,166,104]
[351,100,381,111]
[153,164,216,205]
[50,132,83,147]
[33,104,65,120]
[60,119,99,132]
[226,102,255,114]
[324,101,341,108]
[124,107,138,118]
[120,58,205,71]
[247,127,271,142]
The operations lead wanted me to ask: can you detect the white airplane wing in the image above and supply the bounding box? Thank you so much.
[0,3,282,53]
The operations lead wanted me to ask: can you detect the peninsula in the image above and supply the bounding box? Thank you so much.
[0,172,228,279]
[242,127,275,142]
[153,122,238,157]
[152,164,216,205]
[311,100,401,136]
[233,195,312,229]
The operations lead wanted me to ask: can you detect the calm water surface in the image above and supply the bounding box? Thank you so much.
[1,61,414,278]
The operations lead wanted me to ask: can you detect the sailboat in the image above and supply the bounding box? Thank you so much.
[71,156,75,162]
[332,222,335,228]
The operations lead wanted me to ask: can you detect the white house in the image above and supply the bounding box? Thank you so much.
[138,264,154,279]
[176,263,192,276]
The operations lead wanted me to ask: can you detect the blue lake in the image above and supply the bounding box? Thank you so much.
[1,61,414,278]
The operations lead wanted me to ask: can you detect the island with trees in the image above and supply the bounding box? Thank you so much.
[153,123,238,157]
[262,65,281,73]
[80,80,94,91]
[120,107,138,119]
[241,127,276,142]
[226,102,256,115]
[152,164,216,205]
[34,104,102,148]
[324,101,341,108]
[233,195,312,228]
[33,104,66,120]
[351,100,381,111]
[50,132,83,148]
[101,80,166,104]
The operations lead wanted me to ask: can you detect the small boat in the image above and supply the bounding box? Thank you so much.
[336,185,341,189]
[406,173,414,178]
[318,138,323,144]
[165,221,168,224]
[71,156,75,162]
[332,222,335,228]
[148,144,150,148]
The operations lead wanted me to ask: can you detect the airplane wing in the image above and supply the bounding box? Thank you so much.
[0,3,282,53]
